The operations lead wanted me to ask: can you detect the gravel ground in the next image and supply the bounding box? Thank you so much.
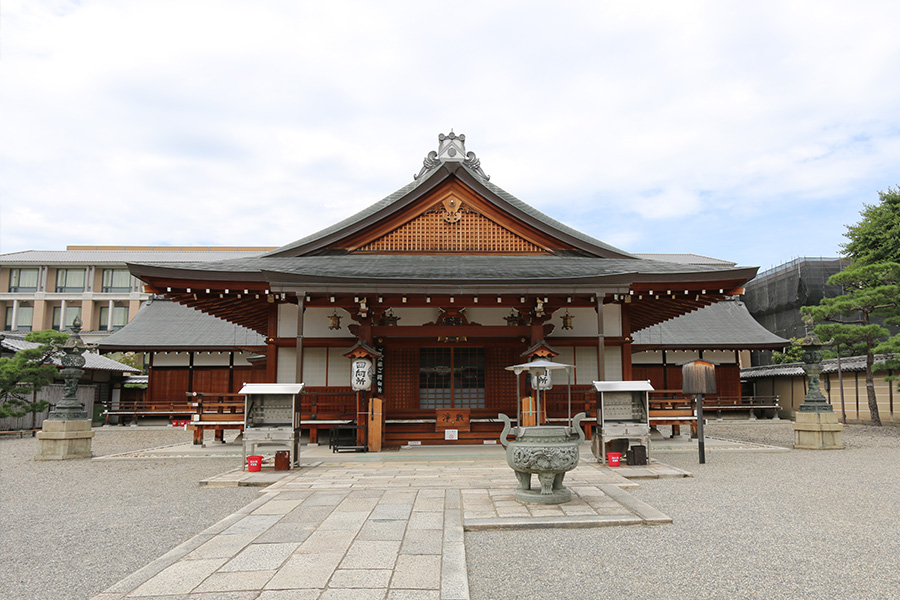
[466,421,900,600]
[0,426,258,600]
[4,421,899,600]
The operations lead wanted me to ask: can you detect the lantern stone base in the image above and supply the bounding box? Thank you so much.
[515,486,573,504]
[793,412,843,450]
[35,419,94,460]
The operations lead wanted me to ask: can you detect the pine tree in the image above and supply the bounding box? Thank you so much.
[803,263,900,425]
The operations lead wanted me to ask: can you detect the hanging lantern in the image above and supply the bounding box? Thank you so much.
[328,311,342,330]
[561,310,574,330]
[351,357,373,391]
[504,310,520,326]
[530,368,553,391]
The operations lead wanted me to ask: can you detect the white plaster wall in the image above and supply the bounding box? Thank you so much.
[277,348,296,383]
[605,347,623,381]
[549,305,622,338]
[328,348,352,387]
[152,353,190,367]
[233,352,254,367]
[576,346,600,384]
[548,308,595,338]
[664,350,701,363]
[550,347,576,386]
[604,304,622,337]
[278,304,298,337]
[302,307,354,338]
[544,346,618,384]
[388,307,440,326]
[302,348,327,386]
[704,350,737,364]
[632,351,663,365]
[463,307,508,326]
[192,352,231,367]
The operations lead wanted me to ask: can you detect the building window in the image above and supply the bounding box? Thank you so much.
[52,306,82,331]
[8,268,39,292]
[55,268,86,293]
[5,306,34,331]
[98,306,129,331]
[419,347,485,409]
[102,269,132,293]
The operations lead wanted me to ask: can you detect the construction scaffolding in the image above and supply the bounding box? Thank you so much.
[743,257,848,364]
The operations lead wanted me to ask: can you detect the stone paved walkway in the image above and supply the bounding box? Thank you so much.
[90,454,683,600]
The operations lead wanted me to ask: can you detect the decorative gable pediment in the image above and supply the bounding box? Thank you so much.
[264,132,634,259]
[341,180,566,255]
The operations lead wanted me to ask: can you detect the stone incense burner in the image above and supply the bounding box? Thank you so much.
[498,412,586,504]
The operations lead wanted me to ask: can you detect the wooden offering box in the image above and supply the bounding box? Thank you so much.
[592,380,652,463]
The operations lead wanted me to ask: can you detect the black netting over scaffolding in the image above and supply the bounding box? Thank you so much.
[744,258,848,365]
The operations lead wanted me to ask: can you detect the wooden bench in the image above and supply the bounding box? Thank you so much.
[649,395,698,438]
[702,396,781,420]
[301,389,359,444]
[103,399,193,425]
[329,423,368,452]
[186,393,245,445]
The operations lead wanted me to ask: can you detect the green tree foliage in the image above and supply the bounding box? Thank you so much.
[802,262,900,425]
[25,329,70,346]
[111,352,145,373]
[842,186,900,264]
[0,331,69,419]
[770,339,805,364]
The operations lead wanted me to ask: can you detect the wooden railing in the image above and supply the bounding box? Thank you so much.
[540,387,595,419]
[187,392,245,445]
[102,397,193,423]
[700,395,780,419]
[301,388,358,444]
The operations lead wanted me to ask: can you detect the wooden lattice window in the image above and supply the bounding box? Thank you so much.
[419,347,485,409]
[384,346,419,410]
[485,346,519,410]
[356,202,548,254]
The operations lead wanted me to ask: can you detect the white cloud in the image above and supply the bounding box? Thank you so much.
[2,1,899,268]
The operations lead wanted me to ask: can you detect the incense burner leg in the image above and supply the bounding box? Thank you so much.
[514,470,532,490]
[538,472,556,495]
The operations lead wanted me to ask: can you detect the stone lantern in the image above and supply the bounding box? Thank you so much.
[793,318,843,449]
[35,317,96,460]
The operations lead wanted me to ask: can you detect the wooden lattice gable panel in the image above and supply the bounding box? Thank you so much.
[339,179,574,255]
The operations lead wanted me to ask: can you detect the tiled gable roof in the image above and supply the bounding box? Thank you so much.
[0,335,140,372]
[632,299,788,349]
[99,298,265,350]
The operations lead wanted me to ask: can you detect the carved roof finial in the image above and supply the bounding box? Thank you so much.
[415,132,490,181]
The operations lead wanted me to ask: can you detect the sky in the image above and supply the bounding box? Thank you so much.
[2,1,899,271]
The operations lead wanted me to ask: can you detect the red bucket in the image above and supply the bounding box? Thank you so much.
[247,455,264,472]
[607,452,622,467]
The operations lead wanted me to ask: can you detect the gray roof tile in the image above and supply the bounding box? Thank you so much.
[132,254,757,285]
[0,335,140,372]
[632,299,788,349]
[99,299,265,350]
[741,354,882,378]
[0,249,266,265]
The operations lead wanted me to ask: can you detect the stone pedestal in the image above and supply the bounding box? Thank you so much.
[793,411,843,450]
[35,419,95,460]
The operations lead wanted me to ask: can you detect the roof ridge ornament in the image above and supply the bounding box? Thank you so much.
[414,132,490,181]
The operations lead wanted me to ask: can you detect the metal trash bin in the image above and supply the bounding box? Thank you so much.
[274,450,290,471]
[627,444,648,465]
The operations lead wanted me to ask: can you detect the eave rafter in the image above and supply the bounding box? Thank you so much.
[142,278,282,335]
[627,294,726,333]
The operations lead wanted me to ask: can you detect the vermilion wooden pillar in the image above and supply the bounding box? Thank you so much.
[621,300,633,381]
[266,303,278,383]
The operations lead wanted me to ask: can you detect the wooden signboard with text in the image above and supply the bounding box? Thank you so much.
[435,408,471,433]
